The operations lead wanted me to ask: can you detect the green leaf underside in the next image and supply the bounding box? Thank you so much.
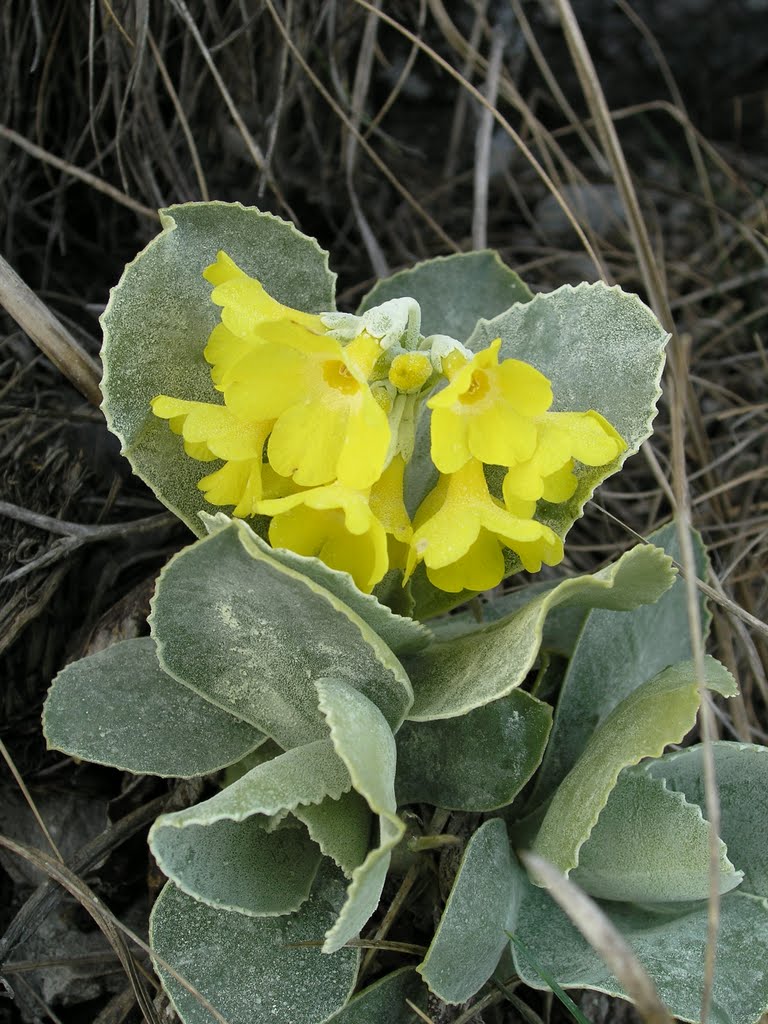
[202,513,431,656]
[325,968,429,1023]
[531,656,737,877]
[149,816,323,916]
[571,766,741,902]
[410,281,669,620]
[149,521,413,748]
[404,541,675,721]
[528,522,710,808]
[43,637,263,777]
[511,858,768,1024]
[419,818,516,1004]
[358,250,533,342]
[395,690,552,811]
[150,863,359,1024]
[647,743,768,899]
[293,790,372,877]
[431,580,588,658]
[150,738,350,832]
[317,680,404,953]
[101,202,336,534]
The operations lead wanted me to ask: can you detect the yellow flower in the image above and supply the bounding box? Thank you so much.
[202,252,325,387]
[406,459,563,593]
[222,326,390,490]
[151,254,625,597]
[257,485,389,593]
[502,410,625,506]
[150,395,273,517]
[428,338,553,474]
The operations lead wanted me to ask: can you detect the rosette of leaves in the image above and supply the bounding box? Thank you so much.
[44,515,743,1024]
[42,205,768,1024]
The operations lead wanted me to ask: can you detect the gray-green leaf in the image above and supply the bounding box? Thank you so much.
[404,540,675,721]
[395,690,552,811]
[317,679,404,953]
[201,512,431,656]
[531,657,737,877]
[512,865,768,1024]
[325,968,429,1023]
[647,742,768,899]
[528,522,709,807]
[419,818,517,1004]
[149,738,351,912]
[150,862,358,1024]
[150,519,413,748]
[358,250,533,342]
[571,765,741,902]
[43,637,263,778]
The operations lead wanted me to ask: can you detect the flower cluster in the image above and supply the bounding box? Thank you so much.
[152,253,625,594]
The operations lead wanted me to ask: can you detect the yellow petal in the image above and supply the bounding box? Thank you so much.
[204,323,260,388]
[184,439,217,462]
[502,462,545,504]
[497,357,553,416]
[430,406,472,474]
[369,456,412,543]
[198,459,263,512]
[541,460,578,503]
[224,344,307,422]
[266,491,388,593]
[151,395,268,462]
[337,393,390,489]
[267,399,348,487]
[410,463,487,570]
[426,531,505,593]
[480,503,553,545]
[531,417,578,476]
[203,251,324,339]
[509,532,564,573]
[467,403,537,466]
[551,410,625,465]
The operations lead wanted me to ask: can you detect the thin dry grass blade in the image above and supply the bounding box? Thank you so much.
[264,0,459,253]
[0,738,63,863]
[0,124,155,219]
[0,834,230,1024]
[353,0,606,275]
[0,835,160,1024]
[472,29,505,250]
[0,254,102,406]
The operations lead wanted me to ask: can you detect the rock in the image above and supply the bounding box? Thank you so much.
[534,183,626,242]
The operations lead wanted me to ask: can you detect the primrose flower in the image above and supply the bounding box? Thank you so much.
[202,251,324,387]
[406,459,563,593]
[257,485,389,594]
[428,339,553,473]
[222,325,390,489]
[502,410,625,506]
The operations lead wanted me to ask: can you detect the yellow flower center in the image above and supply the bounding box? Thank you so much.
[461,370,490,404]
[323,360,360,395]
